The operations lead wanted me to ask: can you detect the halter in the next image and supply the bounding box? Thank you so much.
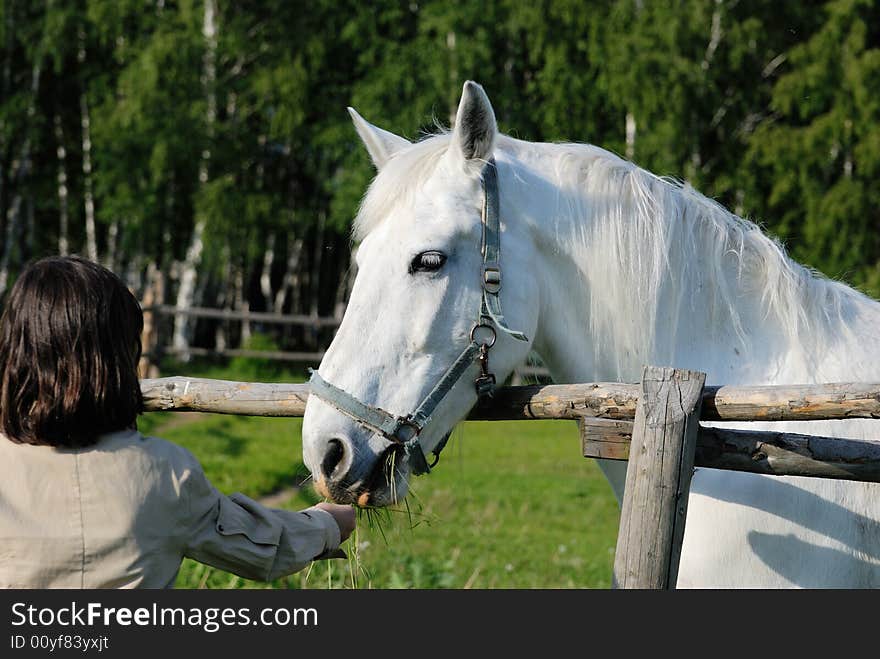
[308,158,528,475]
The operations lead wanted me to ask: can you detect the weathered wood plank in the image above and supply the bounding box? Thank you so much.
[580,419,880,482]
[613,367,706,590]
[694,426,880,482]
[142,377,312,417]
[701,382,880,422]
[580,418,634,460]
[140,378,880,421]
[467,382,639,421]
[471,382,880,421]
[139,378,644,419]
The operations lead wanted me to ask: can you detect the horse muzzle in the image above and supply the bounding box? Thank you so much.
[312,429,452,508]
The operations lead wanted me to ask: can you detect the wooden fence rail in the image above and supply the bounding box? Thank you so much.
[141,377,880,422]
[142,305,342,327]
[159,346,326,363]
[140,376,880,483]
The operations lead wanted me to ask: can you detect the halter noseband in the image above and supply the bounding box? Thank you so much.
[308,158,527,475]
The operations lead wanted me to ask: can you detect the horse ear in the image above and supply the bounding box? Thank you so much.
[348,107,411,170]
[450,80,497,163]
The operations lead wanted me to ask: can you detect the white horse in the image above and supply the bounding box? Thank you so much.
[302,81,880,588]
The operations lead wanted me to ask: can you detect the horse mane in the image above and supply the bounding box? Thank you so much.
[353,130,878,381]
[531,139,876,380]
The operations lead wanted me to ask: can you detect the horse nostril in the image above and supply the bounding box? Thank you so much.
[321,438,346,479]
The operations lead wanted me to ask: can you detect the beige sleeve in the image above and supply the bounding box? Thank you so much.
[175,449,341,581]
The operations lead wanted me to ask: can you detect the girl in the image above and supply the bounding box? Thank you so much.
[0,256,354,588]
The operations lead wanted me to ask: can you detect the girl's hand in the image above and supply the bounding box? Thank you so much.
[314,502,357,543]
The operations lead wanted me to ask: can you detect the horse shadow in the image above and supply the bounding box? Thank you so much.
[746,532,878,588]
[691,472,880,587]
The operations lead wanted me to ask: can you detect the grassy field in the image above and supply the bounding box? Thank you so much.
[140,356,621,589]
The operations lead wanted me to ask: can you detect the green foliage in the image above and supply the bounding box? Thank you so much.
[745,0,880,293]
[155,333,309,383]
[1,0,878,303]
[226,332,284,381]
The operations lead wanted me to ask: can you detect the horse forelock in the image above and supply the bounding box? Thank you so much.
[353,133,453,242]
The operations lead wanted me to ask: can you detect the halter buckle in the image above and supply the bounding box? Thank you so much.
[475,373,497,399]
[474,342,495,399]
[482,264,501,294]
[392,417,421,443]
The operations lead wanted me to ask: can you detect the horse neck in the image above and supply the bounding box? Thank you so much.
[502,141,880,386]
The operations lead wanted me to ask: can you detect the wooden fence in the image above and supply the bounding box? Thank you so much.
[139,304,551,381]
[140,305,338,368]
[140,369,880,589]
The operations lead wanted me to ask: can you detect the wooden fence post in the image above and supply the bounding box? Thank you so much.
[612,366,706,589]
[138,263,164,379]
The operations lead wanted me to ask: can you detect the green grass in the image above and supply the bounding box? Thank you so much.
[143,353,621,588]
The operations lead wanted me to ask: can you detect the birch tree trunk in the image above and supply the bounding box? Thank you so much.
[0,61,41,297]
[255,139,272,309]
[105,220,120,271]
[625,111,636,161]
[690,0,724,181]
[309,211,325,318]
[24,195,34,258]
[78,26,98,263]
[273,236,303,314]
[213,245,231,352]
[447,30,458,126]
[701,0,724,72]
[54,114,70,255]
[260,232,275,308]
[172,0,217,360]
[234,263,251,345]
[138,262,164,379]
[0,7,12,247]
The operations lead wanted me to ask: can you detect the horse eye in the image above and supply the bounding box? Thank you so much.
[409,251,447,274]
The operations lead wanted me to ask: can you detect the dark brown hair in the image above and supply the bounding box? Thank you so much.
[0,256,144,447]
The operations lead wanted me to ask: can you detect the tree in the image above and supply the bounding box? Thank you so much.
[745,0,880,296]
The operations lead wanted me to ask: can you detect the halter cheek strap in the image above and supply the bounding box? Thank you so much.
[480,159,528,342]
[308,158,527,476]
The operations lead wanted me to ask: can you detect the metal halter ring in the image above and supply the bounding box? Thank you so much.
[469,323,497,348]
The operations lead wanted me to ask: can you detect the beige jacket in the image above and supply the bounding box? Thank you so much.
[0,429,340,588]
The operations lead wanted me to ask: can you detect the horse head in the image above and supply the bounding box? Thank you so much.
[302,82,539,506]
